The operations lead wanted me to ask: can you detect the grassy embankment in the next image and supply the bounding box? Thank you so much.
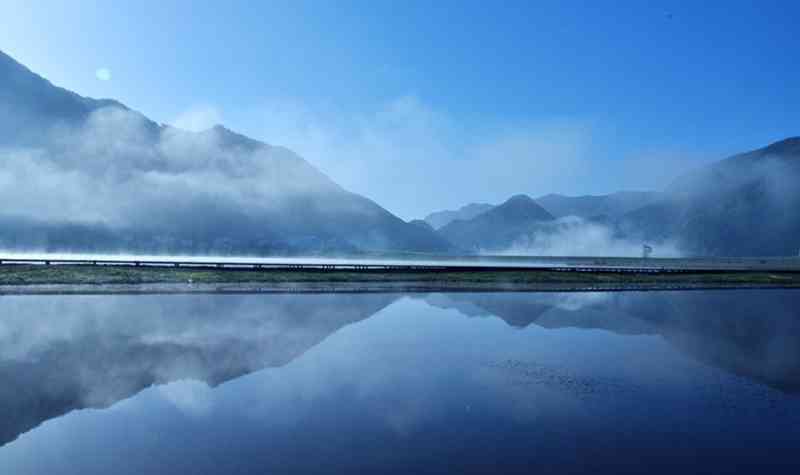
[1,264,800,289]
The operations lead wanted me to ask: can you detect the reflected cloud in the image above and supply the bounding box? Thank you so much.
[433,290,800,392]
[0,289,798,453]
[158,380,214,416]
[0,293,397,446]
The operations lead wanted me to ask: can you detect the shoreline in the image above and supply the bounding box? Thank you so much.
[2,282,800,295]
[1,265,800,294]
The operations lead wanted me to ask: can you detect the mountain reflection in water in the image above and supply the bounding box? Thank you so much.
[0,294,396,446]
[0,290,798,474]
[427,291,800,392]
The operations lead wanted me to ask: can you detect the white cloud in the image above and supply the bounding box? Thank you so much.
[491,216,684,258]
[245,95,591,219]
[171,105,223,132]
[0,105,337,233]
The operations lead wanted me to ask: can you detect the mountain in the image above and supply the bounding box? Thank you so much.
[428,290,800,392]
[408,219,436,232]
[535,191,661,219]
[0,293,398,447]
[425,293,655,333]
[0,50,452,255]
[425,293,553,328]
[438,194,554,251]
[0,51,127,146]
[618,137,800,256]
[4,291,798,451]
[425,191,658,230]
[424,202,494,229]
[428,138,800,257]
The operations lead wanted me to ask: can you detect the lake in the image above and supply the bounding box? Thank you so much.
[0,290,798,474]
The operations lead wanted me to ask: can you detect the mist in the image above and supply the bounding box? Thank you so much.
[0,292,397,446]
[618,145,800,257]
[2,106,337,219]
[0,101,682,258]
[0,103,450,255]
[490,216,684,258]
[4,45,800,258]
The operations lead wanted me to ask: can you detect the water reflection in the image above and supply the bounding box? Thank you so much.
[0,294,396,446]
[0,290,798,473]
[429,291,800,392]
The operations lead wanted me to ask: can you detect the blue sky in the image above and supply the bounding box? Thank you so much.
[2,0,799,218]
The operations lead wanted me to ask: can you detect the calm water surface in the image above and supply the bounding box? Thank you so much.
[0,290,798,474]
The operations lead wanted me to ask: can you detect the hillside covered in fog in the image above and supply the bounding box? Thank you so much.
[2,48,800,257]
[424,139,800,257]
[0,50,451,255]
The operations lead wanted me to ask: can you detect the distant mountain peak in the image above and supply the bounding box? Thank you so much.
[534,190,661,219]
[423,202,494,229]
[760,136,800,157]
[494,194,553,220]
[438,194,553,250]
[210,124,235,134]
[408,219,435,232]
[189,123,273,151]
[204,123,240,137]
[504,194,536,205]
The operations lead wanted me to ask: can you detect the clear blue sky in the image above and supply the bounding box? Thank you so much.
[2,0,799,218]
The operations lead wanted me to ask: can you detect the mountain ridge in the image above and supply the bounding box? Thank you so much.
[438,194,554,251]
[424,202,494,229]
[0,50,452,255]
[4,49,800,257]
[620,137,800,256]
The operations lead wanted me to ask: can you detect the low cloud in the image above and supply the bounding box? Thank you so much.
[0,105,344,253]
[172,105,224,133]
[245,95,591,219]
[493,216,683,257]
[0,93,704,256]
